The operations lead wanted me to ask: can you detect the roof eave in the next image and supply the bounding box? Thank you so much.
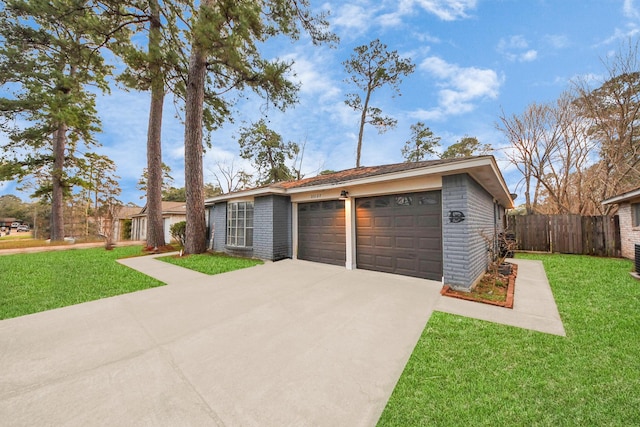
[204,157,514,208]
[285,156,514,208]
[602,188,640,205]
[205,187,287,205]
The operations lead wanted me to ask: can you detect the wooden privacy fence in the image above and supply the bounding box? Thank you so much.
[509,214,621,257]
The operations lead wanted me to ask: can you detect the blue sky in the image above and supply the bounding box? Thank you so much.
[2,0,639,205]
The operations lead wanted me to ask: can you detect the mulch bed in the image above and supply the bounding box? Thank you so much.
[440,263,518,309]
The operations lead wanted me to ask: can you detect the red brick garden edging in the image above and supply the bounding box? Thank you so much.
[440,263,517,309]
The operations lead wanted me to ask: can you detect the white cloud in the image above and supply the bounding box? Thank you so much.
[415,56,502,121]
[413,32,442,44]
[498,35,528,50]
[413,0,477,21]
[331,4,375,34]
[330,0,475,34]
[497,35,538,62]
[598,23,640,45]
[377,0,476,26]
[377,11,404,27]
[624,0,640,19]
[521,49,538,62]
[281,52,341,102]
[544,34,571,49]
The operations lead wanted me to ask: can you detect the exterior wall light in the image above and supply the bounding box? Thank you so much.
[339,190,349,200]
[448,210,465,223]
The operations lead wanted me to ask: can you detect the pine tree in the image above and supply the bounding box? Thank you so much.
[181,0,337,254]
[238,120,299,185]
[0,0,117,241]
[343,39,415,167]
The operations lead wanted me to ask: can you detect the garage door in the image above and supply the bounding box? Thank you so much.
[298,200,346,266]
[356,191,442,280]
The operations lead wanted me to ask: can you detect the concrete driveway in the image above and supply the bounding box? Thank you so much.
[0,259,443,426]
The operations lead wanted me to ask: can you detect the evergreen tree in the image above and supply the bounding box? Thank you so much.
[343,39,415,167]
[401,122,440,162]
[181,0,336,254]
[0,0,118,240]
[441,136,492,159]
[238,119,299,185]
[104,0,185,248]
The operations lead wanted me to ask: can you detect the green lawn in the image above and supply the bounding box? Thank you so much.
[378,254,640,426]
[158,252,263,275]
[0,235,103,250]
[0,246,164,320]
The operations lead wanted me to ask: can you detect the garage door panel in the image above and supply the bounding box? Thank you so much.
[358,253,374,265]
[395,236,415,249]
[356,191,442,280]
[419,237,441,250]
[394,216,416,227]
[374,236,393,248]
[417,215,440,227]
[374,217,392,228]
[419,259,442,273]
[357,217,372,228]
[374,255,393,268]
[321,233,340,243]
[358,235,373,246]
[298,201,345,266]
[396,256,417,270]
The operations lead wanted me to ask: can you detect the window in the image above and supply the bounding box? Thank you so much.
[227,202,253,247]
[395,196,413,206]
[633,203,640,227]
[418,195,439,205]
[375,197,390,208]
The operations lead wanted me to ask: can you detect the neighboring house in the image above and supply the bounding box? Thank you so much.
[93,206,140,242]
[0,218,17,228]
[111,206,141,241]
[131,201,187,244]
[205,156,514,291]
[602,186,640,260]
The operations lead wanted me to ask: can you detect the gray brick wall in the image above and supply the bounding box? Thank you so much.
[271,195,292,260]
[466,176,496,288]
[253,195,291,260]
[442,174,500,291]
[442,174,470,287]
[209,196,291,261]
[210,202,227,253]
[253,196,271,259]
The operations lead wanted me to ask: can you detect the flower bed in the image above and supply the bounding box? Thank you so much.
[440,262,517,308]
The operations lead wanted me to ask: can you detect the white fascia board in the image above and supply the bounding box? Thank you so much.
[602,188,640,205]
[204,187,287,205]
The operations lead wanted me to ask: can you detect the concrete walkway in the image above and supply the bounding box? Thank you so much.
[117,252,211,285]
[0,256,564,426]
[436,258,566,336]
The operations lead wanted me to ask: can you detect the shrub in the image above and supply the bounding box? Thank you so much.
[170,221,186,247]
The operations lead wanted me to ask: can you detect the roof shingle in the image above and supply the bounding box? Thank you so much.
[275,157,473,189]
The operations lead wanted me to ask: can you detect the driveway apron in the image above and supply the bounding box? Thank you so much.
[0,259,443,427]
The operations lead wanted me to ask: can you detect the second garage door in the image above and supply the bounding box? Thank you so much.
[298,200,346,266]
[356,191,442,280]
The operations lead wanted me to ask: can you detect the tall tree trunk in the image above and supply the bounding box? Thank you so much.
[51,124,67,241]
[145,0,165,249]
[183,47,207,254]
[356,88,372,168]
